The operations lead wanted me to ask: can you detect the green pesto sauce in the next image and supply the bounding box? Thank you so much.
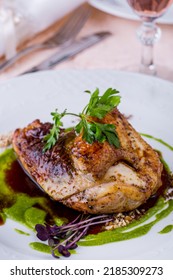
[14,228,30,236]
[4,194,48,229]
[159,225,173,234]
[0,149,65,231]
[29,242,52,254]
[140,133,173,152]
[79,198,173,246]
[0,134,173,255]
[141,133,172,173]
[29,242,75,256]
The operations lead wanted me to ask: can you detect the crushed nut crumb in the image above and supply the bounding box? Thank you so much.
[164,173,173,201]
[104,208,146,230]
[0,132,13,148]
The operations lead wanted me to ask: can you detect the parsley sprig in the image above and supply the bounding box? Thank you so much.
[43,110,67,152]
[43,88,121,151]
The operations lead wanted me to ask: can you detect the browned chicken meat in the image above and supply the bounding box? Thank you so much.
[12,108,163,214]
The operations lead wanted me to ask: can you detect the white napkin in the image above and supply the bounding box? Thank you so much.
[0,0,86,58]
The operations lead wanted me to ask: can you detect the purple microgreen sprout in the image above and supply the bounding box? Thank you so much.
[35,214,113,258]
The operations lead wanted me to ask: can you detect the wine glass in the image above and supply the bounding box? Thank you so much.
[0,0,25,59]
[126,0,173,76]
[0,0,18,59]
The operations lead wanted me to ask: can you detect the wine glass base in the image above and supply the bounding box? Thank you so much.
[139,64,156,76]
[121,64,173,82]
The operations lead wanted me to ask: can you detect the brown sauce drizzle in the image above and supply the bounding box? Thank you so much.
[0,216,4,226]
[3,158,173,233]
[5,160,79,223]
[138,165,172,212]
[5,160,43,197]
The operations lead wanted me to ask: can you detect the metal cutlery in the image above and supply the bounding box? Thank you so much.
[22,32,111,75]
[0,5,91,73]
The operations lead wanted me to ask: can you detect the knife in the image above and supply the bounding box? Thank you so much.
[22,32,111,75]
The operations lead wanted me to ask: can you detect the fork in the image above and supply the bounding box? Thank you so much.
[0,5,91,73]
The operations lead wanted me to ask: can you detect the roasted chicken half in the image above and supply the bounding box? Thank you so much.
[12,108,163,214]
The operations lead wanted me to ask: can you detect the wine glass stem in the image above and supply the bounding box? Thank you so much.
[141,40,154,71]
[137,20,161,75]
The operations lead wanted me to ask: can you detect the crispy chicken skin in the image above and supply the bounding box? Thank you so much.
[12,108,163,214]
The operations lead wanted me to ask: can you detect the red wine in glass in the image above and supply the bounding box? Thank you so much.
[128,0,173,17]
[127,0,173,75]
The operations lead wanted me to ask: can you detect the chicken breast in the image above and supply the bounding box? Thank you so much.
[12,108,163,214]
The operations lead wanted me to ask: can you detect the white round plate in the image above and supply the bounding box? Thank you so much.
[0,69,173,260]
[89,0,173,24]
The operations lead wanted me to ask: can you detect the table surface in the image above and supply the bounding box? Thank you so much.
[0,3,173,82]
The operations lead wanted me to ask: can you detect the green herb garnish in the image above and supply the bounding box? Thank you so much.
[43,88,121,151]
[43,110,66,152]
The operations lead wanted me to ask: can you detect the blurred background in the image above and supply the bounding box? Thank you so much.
[0,0,173,81]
